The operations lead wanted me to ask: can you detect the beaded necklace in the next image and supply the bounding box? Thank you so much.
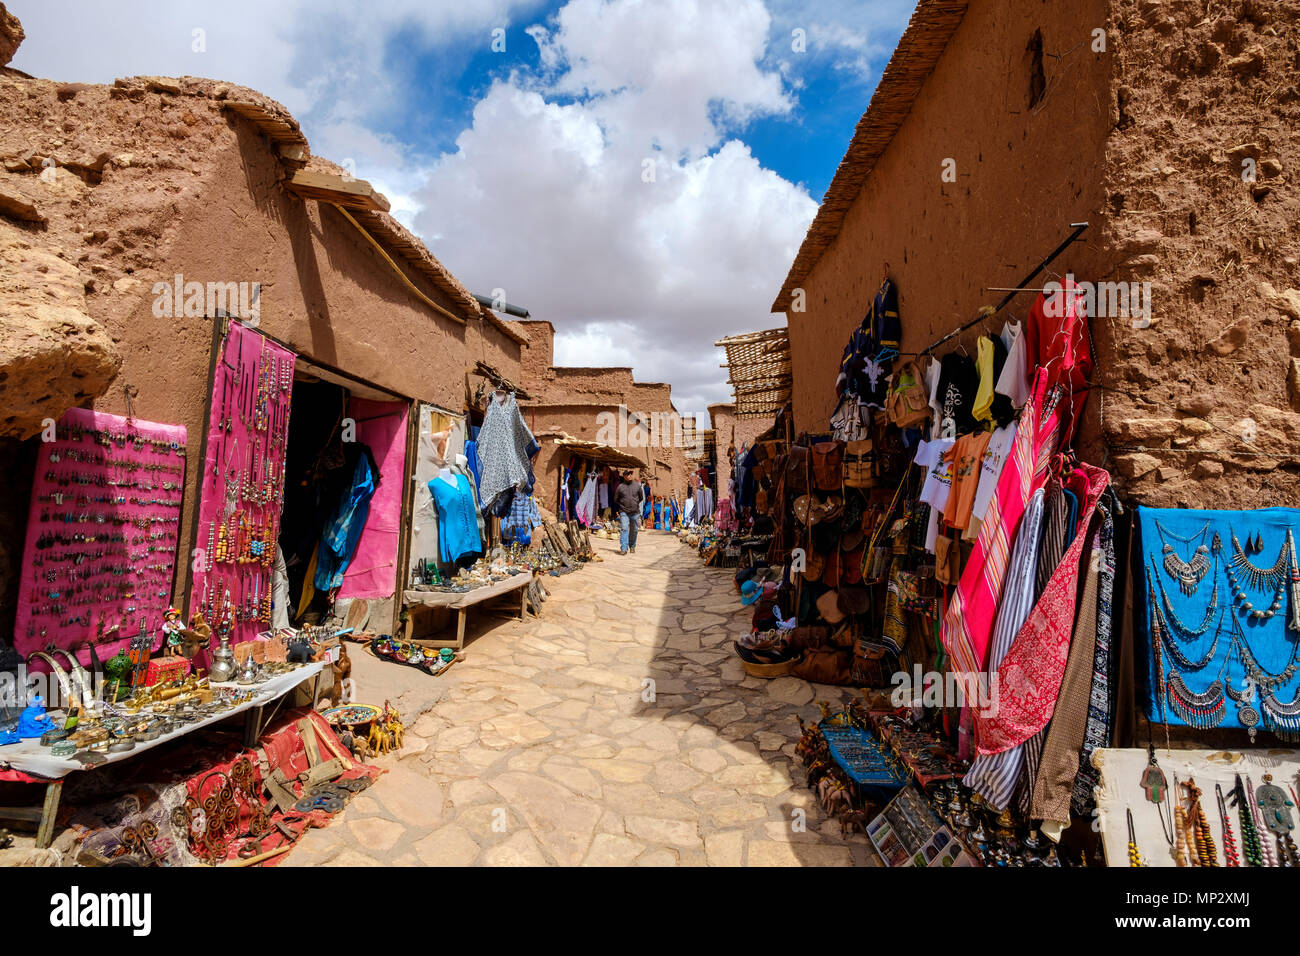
[1126,808,1144,867]
[1217,783,1240,866]
[1155,519,1211,596]
[1183,777,1218,866]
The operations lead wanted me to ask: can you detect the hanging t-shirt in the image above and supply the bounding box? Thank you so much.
[972,333,1010,429]
[915,437,956,512]
[924,356,942,434]
[942,431,991,531]
[970,423,1016,523]
[995,320,1029,411]
[938,352,978,436]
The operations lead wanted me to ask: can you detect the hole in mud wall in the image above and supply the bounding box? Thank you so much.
[1027,28,1046,109]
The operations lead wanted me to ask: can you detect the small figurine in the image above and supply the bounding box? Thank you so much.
[180,612,212,663]
[161,607,184,656]
[16,693,55,738]
[327,645,352,708]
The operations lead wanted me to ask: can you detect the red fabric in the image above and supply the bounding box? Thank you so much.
[0,768,52,784]
[1024,281,1092,443]
[179,706,382,865]
[975,462,1110,755]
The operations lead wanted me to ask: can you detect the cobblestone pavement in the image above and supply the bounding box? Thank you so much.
[287,530,878,866]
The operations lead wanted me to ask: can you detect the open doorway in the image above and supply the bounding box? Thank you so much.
[275,365,411,634]
[278,376,375,626]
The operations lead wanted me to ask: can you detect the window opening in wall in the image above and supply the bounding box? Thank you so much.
[1027,28,1046,109]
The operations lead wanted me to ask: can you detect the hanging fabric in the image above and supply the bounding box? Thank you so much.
[475,391,535,513]
[975,462,1110,756]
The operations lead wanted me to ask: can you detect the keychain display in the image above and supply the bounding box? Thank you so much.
[14,407,186,664]
[190,322,294,645]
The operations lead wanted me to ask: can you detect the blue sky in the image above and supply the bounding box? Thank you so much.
[9,0,914,416]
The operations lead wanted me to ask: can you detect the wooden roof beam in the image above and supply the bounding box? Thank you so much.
[286,169,390,212]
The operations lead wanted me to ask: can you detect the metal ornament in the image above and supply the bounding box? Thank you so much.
[1140,749,1168,804]
[1227,676,1261,743]
[1255,774,1295,838]
[1156,520,1211,596]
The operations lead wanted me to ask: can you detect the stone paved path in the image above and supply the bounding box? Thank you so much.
[287,530,878,866]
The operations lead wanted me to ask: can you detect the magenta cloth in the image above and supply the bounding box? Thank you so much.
[189,322,294,645]
[338,397,408,599]
[14,407,186,667]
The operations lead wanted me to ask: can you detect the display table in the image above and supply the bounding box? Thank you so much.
[0,662,325,848]
[1094,746,1300,867]
[402,572,534,649]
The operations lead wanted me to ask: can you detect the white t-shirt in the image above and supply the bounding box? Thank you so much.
[925,357,944,439]
[971,423,1016,523]
[995,321,1028,409]
[915,437,956,512]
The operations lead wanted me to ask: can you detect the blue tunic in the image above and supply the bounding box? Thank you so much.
[429,472,483,564]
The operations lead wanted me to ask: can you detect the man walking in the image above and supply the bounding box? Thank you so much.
[614,470,644,555]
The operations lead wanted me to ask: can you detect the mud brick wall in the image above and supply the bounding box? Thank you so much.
[1099,0,1300,508]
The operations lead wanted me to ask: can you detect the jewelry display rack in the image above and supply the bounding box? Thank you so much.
[189,321,295,646]
[13,407,187,666]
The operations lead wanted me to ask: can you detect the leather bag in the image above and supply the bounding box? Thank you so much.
[791,648,855,686]
[886,359,931,429]
[785,446,810,496]
[811,440,845,492]
[935,531,962,586]
[843,439,876,489]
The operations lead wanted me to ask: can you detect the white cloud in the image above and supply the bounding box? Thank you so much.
[415,0,817,418]
[9,0,824,412]
[765,0,915,85]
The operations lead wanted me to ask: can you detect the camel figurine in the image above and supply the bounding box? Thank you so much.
[380,700,404,751]
[367,721,392,756]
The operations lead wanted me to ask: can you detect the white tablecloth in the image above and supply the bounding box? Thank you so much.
[0,662,325,780]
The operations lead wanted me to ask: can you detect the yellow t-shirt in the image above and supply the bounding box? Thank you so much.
[972,335,997,428]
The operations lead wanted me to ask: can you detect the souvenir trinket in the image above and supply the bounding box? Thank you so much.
[1126,808,1143,867]
[1255,774,1295,838]
[1156,520,1211,595]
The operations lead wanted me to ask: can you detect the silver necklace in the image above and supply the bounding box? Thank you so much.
[1155,519,1211,596]
[1151,557,1218,638]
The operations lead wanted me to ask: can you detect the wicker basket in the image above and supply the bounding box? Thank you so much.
[742,654,801,679]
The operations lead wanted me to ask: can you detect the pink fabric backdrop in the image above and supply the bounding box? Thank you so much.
[189,321,295,644]
[338,397,408,599]
[14,407,187,667]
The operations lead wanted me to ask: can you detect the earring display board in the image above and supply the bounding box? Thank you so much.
[13,407,187,666]
[1137,507,1300,738]
[190,321,295,645]
[1093,746,1300,867]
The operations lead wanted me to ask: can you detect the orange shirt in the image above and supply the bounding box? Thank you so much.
[943,431,991,531]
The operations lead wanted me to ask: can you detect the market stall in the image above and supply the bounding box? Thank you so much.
[705,248,1300,867]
